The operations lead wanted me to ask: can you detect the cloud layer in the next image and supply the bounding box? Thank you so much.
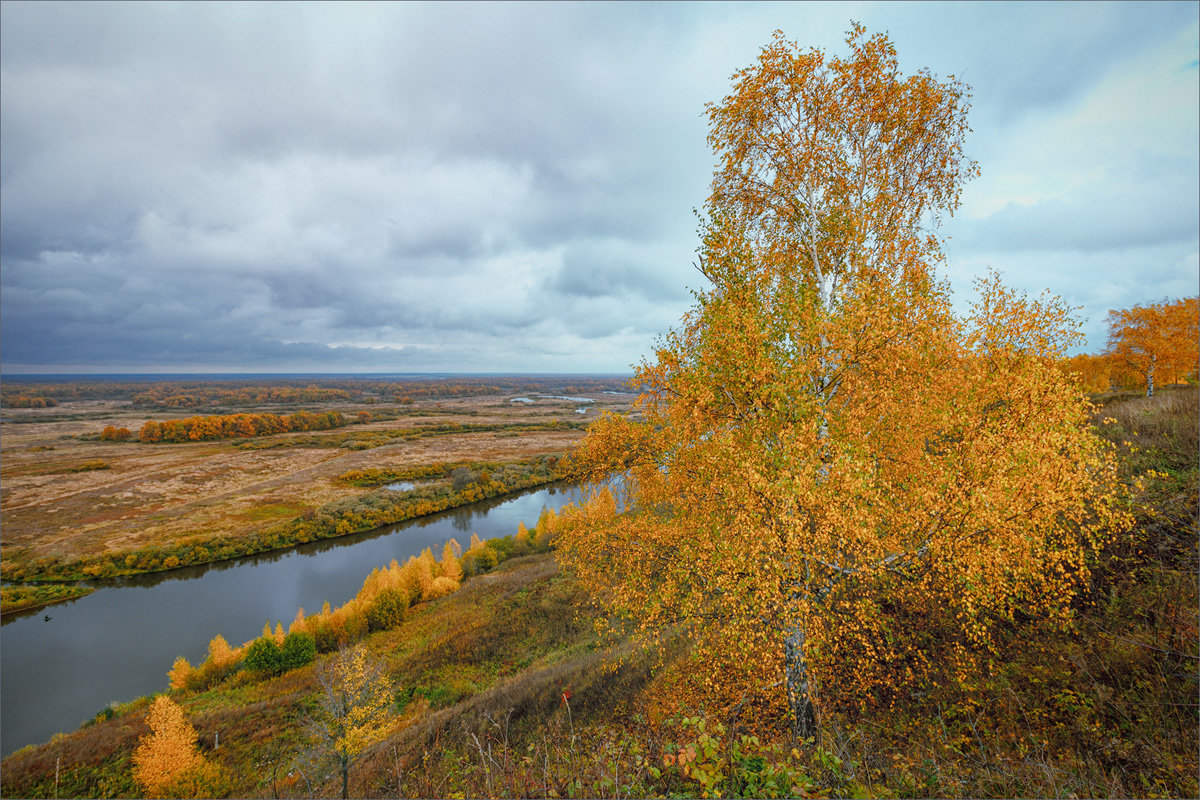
[2,1,1196,372]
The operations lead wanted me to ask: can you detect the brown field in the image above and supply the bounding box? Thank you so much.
[0,389,632,569]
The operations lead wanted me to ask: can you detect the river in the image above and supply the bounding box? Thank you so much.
[0,483,580,758]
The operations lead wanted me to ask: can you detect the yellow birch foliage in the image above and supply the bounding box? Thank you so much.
[328,600,368,645]
[534,508,557,549]
[132,696,204,797]
[168,657,193,691]
[415,548,437,598]
[441,541,463,583]
[427,576,459,599]
[207,634,239,671]
[1061,352,1115,393]
[557,26,1131,733]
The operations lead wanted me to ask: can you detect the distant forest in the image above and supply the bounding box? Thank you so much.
[0,375,632,409]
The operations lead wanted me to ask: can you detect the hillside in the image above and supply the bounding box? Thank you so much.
[1,388,1196,799]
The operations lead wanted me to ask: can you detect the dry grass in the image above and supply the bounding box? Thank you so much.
[1,393,630,570]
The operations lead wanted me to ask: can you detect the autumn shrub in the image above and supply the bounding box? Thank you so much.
[308,643,396,800]
[489,535,518,561]
[459,550,482,577]
[426,575,460,599]
[338,463,450,487]
[450,466,478,491]
[467,547,497,574]
[312,617,339,653]
[365,587,409,631]
[441,540,464,582]
[137,410,347,443]
[99,425,132,441]
[1,395,57,408]
[168,657,194,690]
[46,459,110,474]
[0,583,93,613]
[328,602,369,646]
[183,634,244,691]
[413,549,437,598]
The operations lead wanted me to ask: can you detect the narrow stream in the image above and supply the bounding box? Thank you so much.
[0,483,579,757]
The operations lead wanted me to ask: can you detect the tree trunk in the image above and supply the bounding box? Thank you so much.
[341,754,350,800]
[783,625,817,739]
[1147,354,1155,397]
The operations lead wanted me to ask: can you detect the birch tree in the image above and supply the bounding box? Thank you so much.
[557,26,1129,738]
[1106,296,1199,396]
[132,696,205,797]
[306,644,394,799]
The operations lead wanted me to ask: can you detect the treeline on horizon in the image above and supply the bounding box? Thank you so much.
[0,375,631,408]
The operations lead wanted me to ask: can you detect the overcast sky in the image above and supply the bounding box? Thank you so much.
[1,1,1196,374]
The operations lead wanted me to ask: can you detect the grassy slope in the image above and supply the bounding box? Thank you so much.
[2,389,1195,799]
[0,553,661,799]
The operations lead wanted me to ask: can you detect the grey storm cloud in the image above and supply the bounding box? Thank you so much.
[958,182,1200,255]
[1,1,1196,372]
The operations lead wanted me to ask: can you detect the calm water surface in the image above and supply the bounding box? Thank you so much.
[0,484,579,757]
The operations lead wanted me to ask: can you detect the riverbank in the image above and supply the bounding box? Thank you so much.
[1,550,640,799]
[0,457,562,591]
[0,584,94,617]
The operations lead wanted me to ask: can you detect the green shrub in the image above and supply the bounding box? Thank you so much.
[244,637,284,674]
[397,682,471,710]
[365,587,410,632]
[280,631,316,670]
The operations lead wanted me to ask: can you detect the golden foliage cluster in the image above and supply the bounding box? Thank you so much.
[168,542,471,690]
[136,410,346,442]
